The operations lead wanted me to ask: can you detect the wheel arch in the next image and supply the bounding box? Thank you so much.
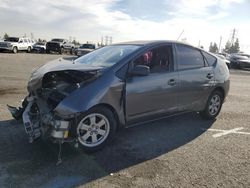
[213,86,225,101]
[89,103,122,130]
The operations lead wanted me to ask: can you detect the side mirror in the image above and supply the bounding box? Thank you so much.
[130,65,150,76]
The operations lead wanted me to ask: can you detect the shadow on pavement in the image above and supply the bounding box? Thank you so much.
[0,112,214,188]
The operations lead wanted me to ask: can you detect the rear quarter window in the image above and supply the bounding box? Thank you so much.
[202,51,217,66]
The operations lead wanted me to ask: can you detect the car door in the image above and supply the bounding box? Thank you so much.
[125,45,179,124]
[175,44,215,111]
[18,38,25,50]
[23,38,28,50]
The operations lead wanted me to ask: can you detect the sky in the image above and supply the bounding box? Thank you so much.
[0,0,250,53]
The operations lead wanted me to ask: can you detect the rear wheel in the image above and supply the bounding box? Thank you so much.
[200,90,223,120]
[76,106,117,152]
[27,46,31,53]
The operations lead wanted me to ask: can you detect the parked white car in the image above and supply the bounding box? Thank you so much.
[32,42,46,53]
[0,37,34,53]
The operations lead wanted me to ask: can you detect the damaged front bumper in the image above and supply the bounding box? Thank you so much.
[8,95,72,144]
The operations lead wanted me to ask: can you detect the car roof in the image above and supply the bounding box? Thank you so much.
[112,40,211,56]
[112,40,191,46]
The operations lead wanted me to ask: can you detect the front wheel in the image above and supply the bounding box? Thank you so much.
[60,47,64,54]
[76,107,117,152]
[13,47,18,53]
[200,90,223,120]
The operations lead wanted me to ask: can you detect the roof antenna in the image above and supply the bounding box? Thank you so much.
[177,30,184,41]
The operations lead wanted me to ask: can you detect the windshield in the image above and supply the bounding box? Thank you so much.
[5,37,19,42]
[75,45,140,67]
[51,39,64,42]
[80,44,95,49]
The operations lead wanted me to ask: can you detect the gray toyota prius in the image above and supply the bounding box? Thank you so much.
[9,41,230,151]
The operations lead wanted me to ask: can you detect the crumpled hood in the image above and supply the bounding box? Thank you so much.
[27,58,103,92]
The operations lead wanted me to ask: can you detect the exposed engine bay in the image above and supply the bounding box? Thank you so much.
[8,69,100,144]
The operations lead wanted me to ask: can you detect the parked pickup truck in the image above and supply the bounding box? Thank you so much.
[0,37,34,53]
[46,38,75,54]
[75,43,96,57]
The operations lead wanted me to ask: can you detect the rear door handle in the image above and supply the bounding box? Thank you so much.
[206,73,214,79]
[168,79,176,86]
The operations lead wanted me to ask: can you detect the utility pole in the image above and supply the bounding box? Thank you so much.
[109,36,112,44]
[105,36,108,45]
[230,28,236,45]
[30,32,34,40]
[101,36,103,46]
[218,36,222,53]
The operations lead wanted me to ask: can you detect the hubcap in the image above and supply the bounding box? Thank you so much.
[208,95,221,116]
[77,113,110,147]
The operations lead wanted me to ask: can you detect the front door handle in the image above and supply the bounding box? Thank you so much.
[168,79,176,86]
[206,73,214,79]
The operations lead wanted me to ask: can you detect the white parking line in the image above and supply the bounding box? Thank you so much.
[201,127,250,138]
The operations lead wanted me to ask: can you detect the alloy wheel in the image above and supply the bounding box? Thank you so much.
[208,94,221,116]
[77,113,110,147]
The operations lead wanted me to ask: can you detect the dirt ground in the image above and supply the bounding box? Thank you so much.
[0,53,249,188]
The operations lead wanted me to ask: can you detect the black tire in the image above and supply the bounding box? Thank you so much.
[60,47,64,54]
[75,106,117,152]
[70,48,74,55]
[13,47,18,54]
[200,90,223,120]
[27,46,31,53]
[41,48,45,53]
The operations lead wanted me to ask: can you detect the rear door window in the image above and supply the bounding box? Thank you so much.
[176,44,205,70]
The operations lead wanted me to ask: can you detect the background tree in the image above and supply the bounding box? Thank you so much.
[72,39,80,45]
[38,38,47,42]
[3,33,9,39]
[223,39,240,53]
[209,42,218,53]
[223,41,231,53]
[232,38,240,53]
